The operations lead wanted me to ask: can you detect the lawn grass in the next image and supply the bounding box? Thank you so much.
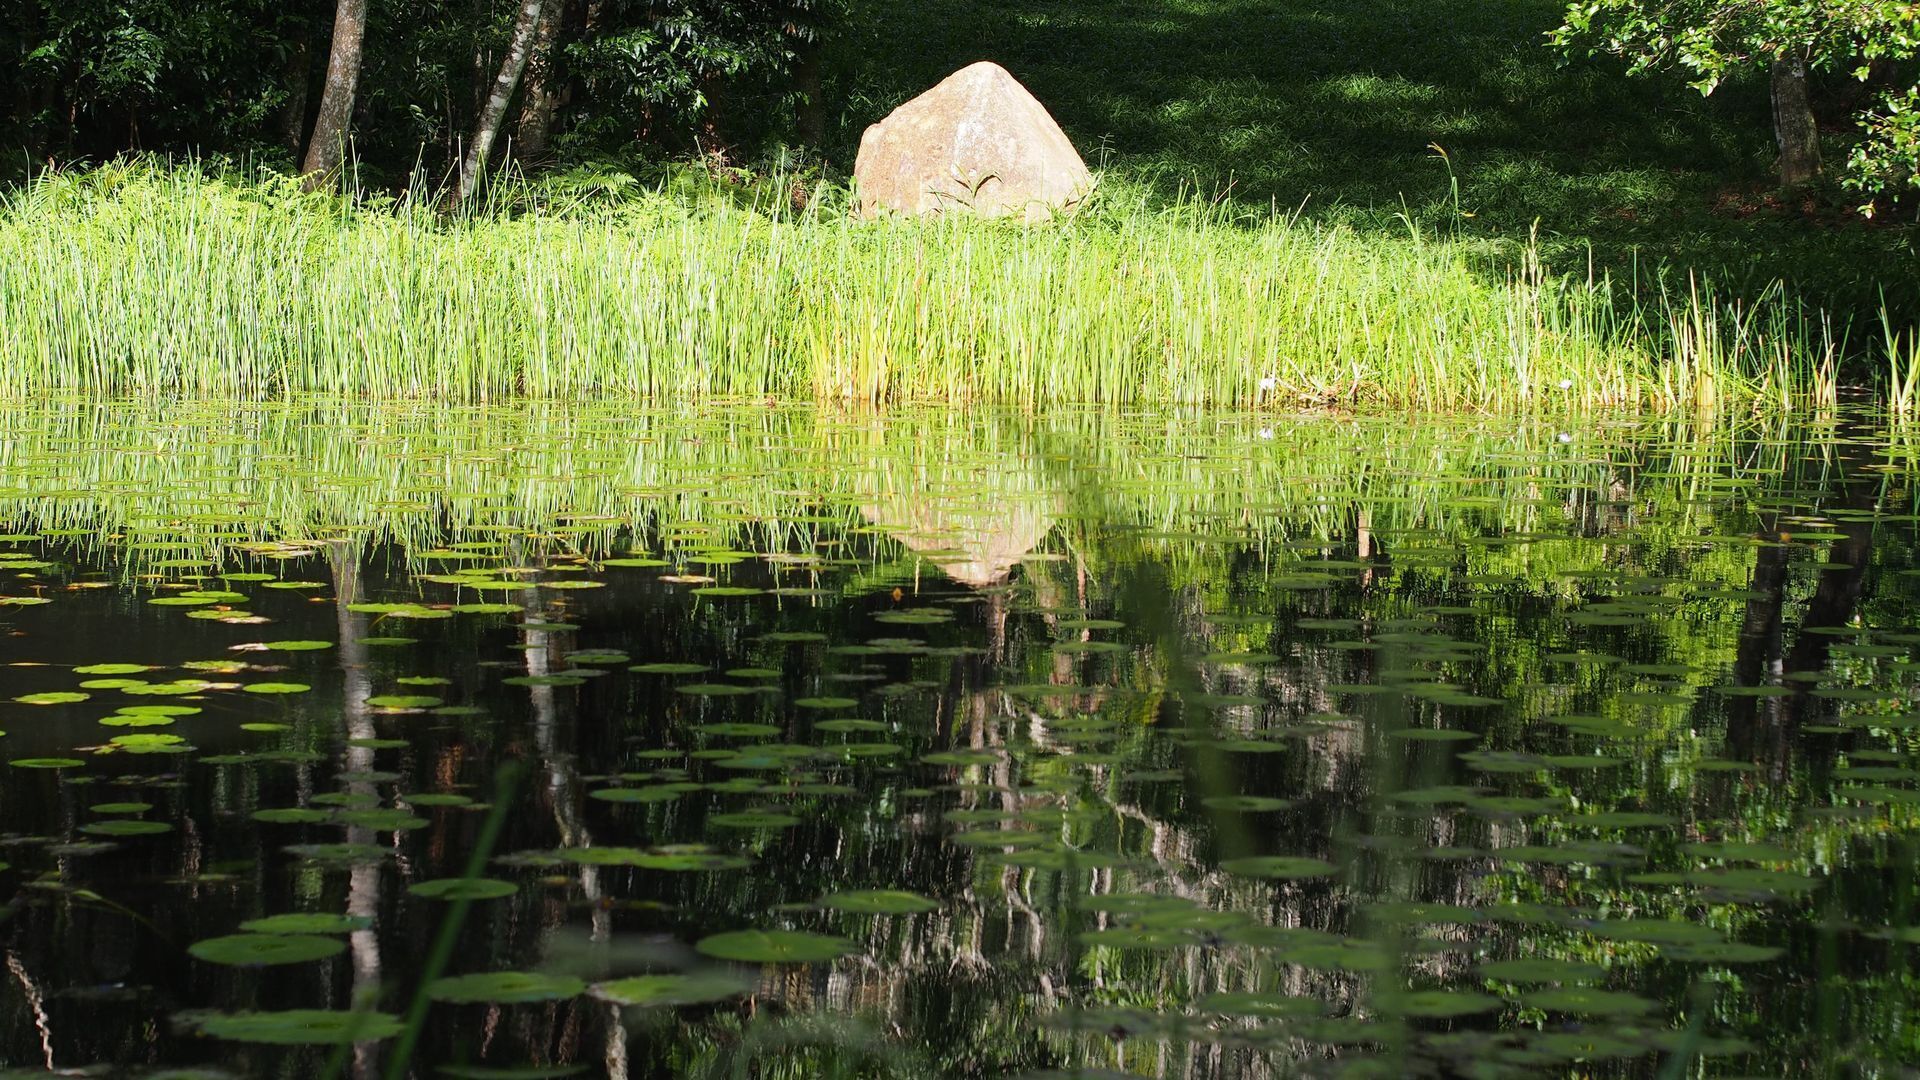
[0,164,1867,409]
[832,0,1917,323]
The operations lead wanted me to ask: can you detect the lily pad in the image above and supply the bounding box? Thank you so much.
[1221,856,1337,880]
[188,1009,403,1045]
[189,934,346,966]
[818,890,938,915]
[589,971,752,1007]
[240,913,373,935]
[427,971,586,1004]
[695,929,855,964]
[409,877,520,901]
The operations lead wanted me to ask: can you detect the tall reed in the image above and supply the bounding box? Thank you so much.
[0,164,1887,410]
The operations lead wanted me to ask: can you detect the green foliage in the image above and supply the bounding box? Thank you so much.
[2,0,311,162]
[1552,0,1920,205]
[565,0,843,152]
[0,0,841,180]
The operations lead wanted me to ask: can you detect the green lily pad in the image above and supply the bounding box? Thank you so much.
[695,929,855,964]
[252,808,330,825]
[14,692,89,706]
[427,971,586,1004]
[409,878,519,901]
[188,1009,402,1044]
[78,819,173,836]
[1221,856,1337,880]
[367,695,442,709]
[1376,990,1501,1018]
[589,972,752,1007]
[240,913,373,935]
[1477,958,1605,983]
[334,809,428,831]
[1519,987,1659,1016]
[189,934,346,966]
[818,890,938,915]
[1202,796,1293,812]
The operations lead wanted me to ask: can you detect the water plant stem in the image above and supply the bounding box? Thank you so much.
[382,762,524,1080]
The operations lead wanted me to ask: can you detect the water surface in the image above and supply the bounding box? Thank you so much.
[0,404,1917,1077]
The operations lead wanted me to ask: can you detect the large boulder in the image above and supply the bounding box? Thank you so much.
[853,62,1093,223]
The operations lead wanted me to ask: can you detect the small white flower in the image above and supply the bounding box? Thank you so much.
[1557,378,1574,390]
[1257,376,1277,392]
[1556,432,1573,444]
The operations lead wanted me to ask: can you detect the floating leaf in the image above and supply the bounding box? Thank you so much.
[367,695,442,709]
[283,843,390,863]
[1202,796,1293,812]
[631,663,709,675]
[1376,990,1501,1018]
[188,1009,402,1045]
[819,890,938,915]
[189,934,345,966]
[427,971,585,1004]
[78,819,172,836]
[409,878,518,901]
[240,913,372,935]
[252,808,329,825]
[695,930,855,964]
[1520,987,1659,1016]
[1478,958,1605,983]
[1221,856,1337,880]
[13,692,88,706]
[589,972,752,1007]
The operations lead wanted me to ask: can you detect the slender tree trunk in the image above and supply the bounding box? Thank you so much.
[1771,55,1822,191]
[15,77,40,169]
[513,1,563,163]
[279,35,314,161]
[459,0,546,201]
[301,0,369,190]
[794,38,826,151]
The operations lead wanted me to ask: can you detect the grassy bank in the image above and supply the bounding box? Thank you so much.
[841,0,1918,324]
[0,166,1893,409]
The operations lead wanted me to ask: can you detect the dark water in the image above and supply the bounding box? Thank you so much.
[1,403,1919,1078]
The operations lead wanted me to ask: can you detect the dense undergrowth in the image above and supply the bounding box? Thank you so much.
[0,165,1898,411]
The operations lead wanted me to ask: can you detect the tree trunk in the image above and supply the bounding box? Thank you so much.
[14,76,40,169]
[513,0,564,163]
[301,0,369,191]
[1770,55,1822,191]
[279,36,313,162]
[794,38,826,151]
[459,0,546,202]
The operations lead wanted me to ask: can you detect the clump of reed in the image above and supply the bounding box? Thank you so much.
[0,163,1892,410]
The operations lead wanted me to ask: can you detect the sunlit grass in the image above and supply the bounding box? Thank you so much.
[0,165,1893,410]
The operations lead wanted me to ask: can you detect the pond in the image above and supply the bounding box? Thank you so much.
[0,402,1916,1077]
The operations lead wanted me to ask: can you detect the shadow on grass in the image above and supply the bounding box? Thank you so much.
[836,0,1916,326]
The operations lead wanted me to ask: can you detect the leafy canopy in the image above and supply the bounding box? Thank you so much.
[1553,0,1920,205]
